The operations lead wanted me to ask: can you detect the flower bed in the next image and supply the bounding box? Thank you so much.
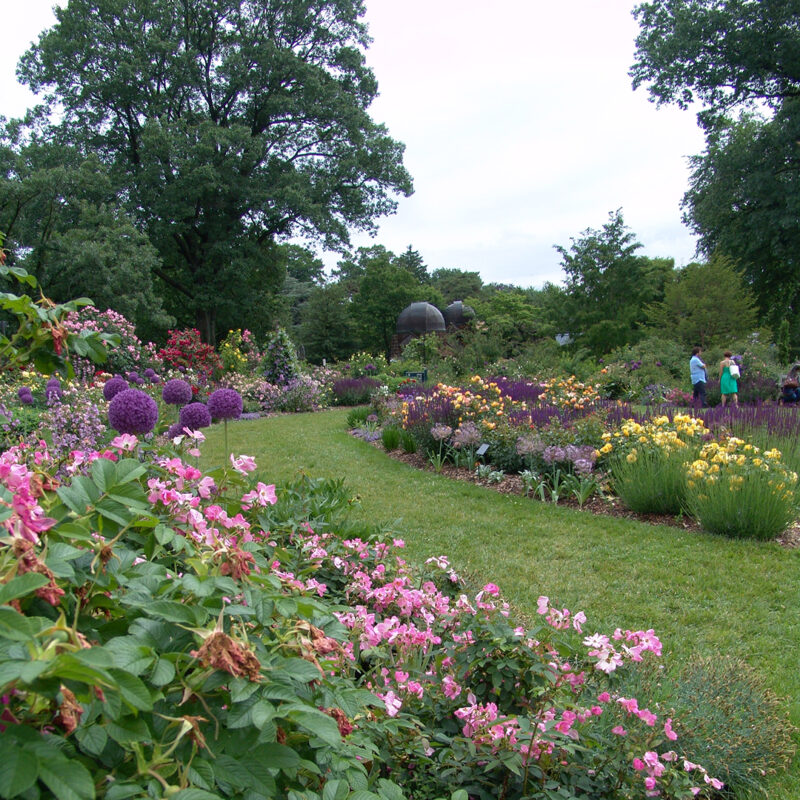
[3,436,770,799]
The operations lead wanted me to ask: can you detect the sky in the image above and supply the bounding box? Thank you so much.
[0,0,708,289]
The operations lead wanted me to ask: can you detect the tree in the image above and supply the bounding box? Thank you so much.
[466,288,542,354]
[394,245,429,283]
[299,282,356,363]
[350,262,424,359]
[630,0,800,130]
[553,210,673,354]
[0,137,172,338]
[431,267,483,304]
[645,255,758,348]
[682,107,800,335]
[17,0,412,343]
[631,1,800,343]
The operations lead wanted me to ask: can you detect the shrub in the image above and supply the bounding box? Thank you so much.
[333,377,381,406]
[685,437,797,539]
[63,305,149,376]
[218,328,263,374]
[346,406,371,428]
[399,428,417,453]
[157,328,223,379]
[614,656,796,798]
[381,425,401,451]
[38,388,108,468]
[602,415,707,515]
[0,436,735,800]
[611,445,690,515]
[262,326,300,384]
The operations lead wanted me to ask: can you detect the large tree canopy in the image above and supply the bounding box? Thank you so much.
[630,0,800,128]
[631,1,800,342]
[17,0,412,342]
[682,106,800,328]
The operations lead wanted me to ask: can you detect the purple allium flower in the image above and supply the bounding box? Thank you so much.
[179,402,212,430]
[45,377,62,401]
[150,375,161,384]
[162,379,193,405]
[17,386,32,400]
[103,377,130,401]
[207,388,243,420]
[166,422,184,439]
[18,387,33,405]
[108,388,159,434]
[126,371,139,382]
[144,368,156,378]
[453,421,481,448]
[542,445,567,465]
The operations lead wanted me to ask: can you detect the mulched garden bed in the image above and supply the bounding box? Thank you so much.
[363,437,800,548]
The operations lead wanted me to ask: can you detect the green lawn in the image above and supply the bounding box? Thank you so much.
[201,408,800,796]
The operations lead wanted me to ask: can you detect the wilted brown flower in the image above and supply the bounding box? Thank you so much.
[324,706,354,738]
[13,539,65,607]
[54,686,83,734]
[191,631,261,682]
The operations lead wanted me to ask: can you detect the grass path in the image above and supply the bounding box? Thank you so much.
[202,409,800,794]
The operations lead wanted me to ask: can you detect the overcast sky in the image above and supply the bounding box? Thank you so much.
[1,0,707,289]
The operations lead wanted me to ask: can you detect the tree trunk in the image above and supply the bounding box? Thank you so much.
[196,308,217,347]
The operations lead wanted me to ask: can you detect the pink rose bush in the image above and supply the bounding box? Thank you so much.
[0,437,723,799]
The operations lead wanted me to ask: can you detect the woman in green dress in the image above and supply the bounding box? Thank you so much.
[719,350,738,407]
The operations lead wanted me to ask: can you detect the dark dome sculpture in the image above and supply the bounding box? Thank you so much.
[396,302,446,334]
[443,300,475,328]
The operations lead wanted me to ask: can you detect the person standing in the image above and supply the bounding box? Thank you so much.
[719,350,739,407]
[689,347,707,407]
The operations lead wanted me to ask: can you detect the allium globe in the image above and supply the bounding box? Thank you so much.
[17,387,33,405]
[108,389,159,435]
[103,377,130,401]
[162,379,193,405]
[207,388,242,420]
[45,377,62,401]
[179,402,212,430]
[126,371,139,382]
[166,422,184,439]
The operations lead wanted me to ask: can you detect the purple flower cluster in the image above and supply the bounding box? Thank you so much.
[103,377,130,401]
[162,379,193,405]
[40,391,107,475]
[207,388,242,420]
[542,444,598,475]
[430,424,453,441]
[45,377,62,401]
[179,402,212,431]
[452,421,481,448]
[17,387,33,405]
[332,378,381,406]
[108,389,159,434]
[489,376,544,405]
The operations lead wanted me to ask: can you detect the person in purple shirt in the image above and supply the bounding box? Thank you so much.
[689,347,707,407]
